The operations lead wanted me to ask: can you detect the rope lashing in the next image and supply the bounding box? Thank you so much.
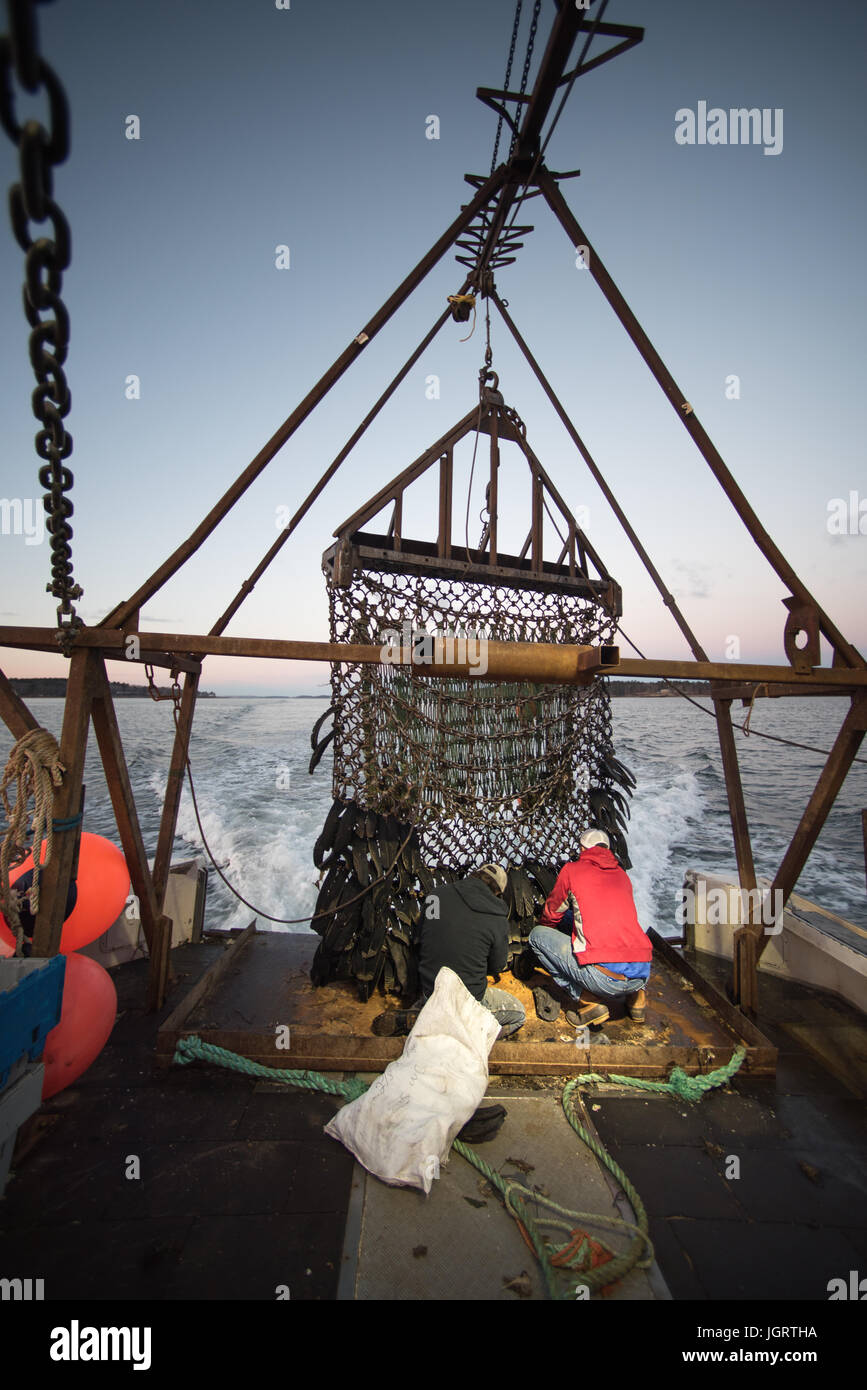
[0,727,66,951]
[171,1034,744,1298]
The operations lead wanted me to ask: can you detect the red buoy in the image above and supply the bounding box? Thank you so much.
[41,951,117,1099]
[0,832,130,956]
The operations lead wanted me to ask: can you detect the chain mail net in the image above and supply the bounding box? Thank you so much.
[329,569,616,866]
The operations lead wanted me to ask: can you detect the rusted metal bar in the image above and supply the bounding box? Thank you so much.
[0,669,40,739]
[152,671,200,907]
[438,451,452,559]
[613,660,867,687]
[537,169,866,673]
[392,493,403,553]
[99,167,508,633]
[332,537,613,601]
[126,651,201,675]
[713,688,760,1009]
[724,683,860,701]
[3,630,866,689]
[531,472,543,573]
[518,434,609,581]
[556,21,645,83]
[763,692,867,958]
[488,409,498,566]
[31,649,97,957]
[155,922,258,1060]
[209,292,468,637]
[89,659,173,1007]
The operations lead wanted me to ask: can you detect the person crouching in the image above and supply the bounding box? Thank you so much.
[529,829,651,1027]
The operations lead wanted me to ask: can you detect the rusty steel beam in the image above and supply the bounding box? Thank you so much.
[488,408,498,566]
[23,627,614,684]
[438,450,453,559]
[0,668,40,739]
[89,660,173,1008]
[762,692,867,957]
[99,166,508,633]
[723,683,860,701]
[613,659,867,688]
[538,169,865,674]
[31,649,98,957]
[152,671,200,907]
[4,629,867,688]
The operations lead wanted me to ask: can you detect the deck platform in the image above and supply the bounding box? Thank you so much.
[156,925,776,1077]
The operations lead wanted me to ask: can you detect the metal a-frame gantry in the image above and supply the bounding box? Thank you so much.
[1,4,865,1014]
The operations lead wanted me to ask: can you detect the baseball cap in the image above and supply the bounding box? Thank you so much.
[477,863,508,894]
[579,828,610,850]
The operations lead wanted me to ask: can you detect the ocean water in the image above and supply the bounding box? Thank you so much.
[6,695,866,939]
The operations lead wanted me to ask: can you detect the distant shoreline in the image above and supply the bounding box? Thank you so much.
[10,678,217,699]
[10,678,711,700]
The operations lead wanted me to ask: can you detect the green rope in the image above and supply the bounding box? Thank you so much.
[565,1046,747,1102]
[173,1034,368,1099]
[171,1034,745,1299]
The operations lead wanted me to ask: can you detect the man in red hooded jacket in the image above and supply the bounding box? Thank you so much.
[529,828,651,1027]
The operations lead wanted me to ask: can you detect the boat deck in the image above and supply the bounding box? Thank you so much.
[154,926,776,1079]
[2,935,865,1301]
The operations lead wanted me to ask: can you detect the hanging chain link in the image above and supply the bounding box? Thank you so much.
[145,663,182,705]
[508,0,541,159]
[1,0,82,642]
[491,0,522,173]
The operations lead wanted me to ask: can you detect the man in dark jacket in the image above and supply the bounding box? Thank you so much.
[529,829,651,1027]
[375,864,525,1037]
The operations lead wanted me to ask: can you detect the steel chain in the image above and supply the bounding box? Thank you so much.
[491,0,522,174]
[509,0,541,158]
[1,0,82,642]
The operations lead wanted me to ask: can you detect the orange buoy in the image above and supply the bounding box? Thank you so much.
[0,832,130,956]
[41,951,117,1099]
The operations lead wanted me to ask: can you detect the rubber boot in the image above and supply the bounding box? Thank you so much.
[627,987,647,1024]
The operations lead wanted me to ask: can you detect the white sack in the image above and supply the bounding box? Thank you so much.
[324,966,500,1194]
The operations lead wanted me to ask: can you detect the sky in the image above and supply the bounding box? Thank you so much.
[1,0,865,695]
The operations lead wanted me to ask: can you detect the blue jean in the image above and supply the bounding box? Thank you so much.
[414,984,525,1037]
[529,926,648,1003]
[481,985,525,1038]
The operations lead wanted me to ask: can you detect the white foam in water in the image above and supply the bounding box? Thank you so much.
[173,782,321,933]
[625,764,706,938]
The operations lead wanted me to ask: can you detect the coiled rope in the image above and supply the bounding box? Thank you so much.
[0,728,65,952]
[173,1034,745,1299]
